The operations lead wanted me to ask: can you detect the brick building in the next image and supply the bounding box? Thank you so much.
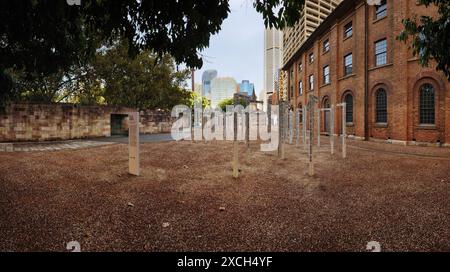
[282,0,450,146]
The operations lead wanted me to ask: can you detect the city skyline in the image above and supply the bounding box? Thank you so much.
[192,0,264,100]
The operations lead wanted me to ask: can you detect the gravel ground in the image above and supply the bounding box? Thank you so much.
[0,140,449,252]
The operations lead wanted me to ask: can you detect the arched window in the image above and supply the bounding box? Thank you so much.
[323,97,330,108]
[375,88,387,123]
[419,84,435,124]
[344,93,353,123]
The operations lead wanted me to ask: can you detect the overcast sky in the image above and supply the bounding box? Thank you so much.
[193,0,264,98]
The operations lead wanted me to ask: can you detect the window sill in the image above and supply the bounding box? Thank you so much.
[320,83,331,88]
[407,58,420,63]
[417,124,437,130]
[369,63,393,71]
[346,122,354,127]
[374,123,388,128]
[373,15,387,24]
[322,50,330,56]
[338,74,356,81]
[343,35,352,42]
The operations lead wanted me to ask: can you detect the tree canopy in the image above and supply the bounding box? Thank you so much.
[0,0,305,104]
[218,98,249,112]
[398,0,450,81]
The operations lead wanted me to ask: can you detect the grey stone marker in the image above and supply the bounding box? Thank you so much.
[302,105,307,152]
[342,103,347,159]
[331,105,335,155]
[129,112,140,176]
[307,96,318,176]
[289,110,294,145]
[278,102,284,158]
[296,109,300,146]
[337,103,347,159]
[317,108,321,148]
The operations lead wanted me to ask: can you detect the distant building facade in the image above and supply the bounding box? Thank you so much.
[239,80,255,96]
[201,70,218,99]
[210,77,238,108]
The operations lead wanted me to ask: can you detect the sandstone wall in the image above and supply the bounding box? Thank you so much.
[0,103,174,142]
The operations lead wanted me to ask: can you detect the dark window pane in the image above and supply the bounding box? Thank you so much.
[419,84,435,124]
[376,88,388,123]
[345,94,353,123]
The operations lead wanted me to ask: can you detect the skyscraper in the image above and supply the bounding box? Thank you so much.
[283,0,342,64]
[264,28,283,95]
[201,70,218,98]
[239,80,255,96]
[264,28,283,110]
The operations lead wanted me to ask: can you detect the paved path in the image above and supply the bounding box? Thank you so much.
[0,133,174,152]
[93,133,174,143]
[0,140,117,152]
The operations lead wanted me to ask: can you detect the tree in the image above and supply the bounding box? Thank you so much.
[7,39,192,111]
[86,40,191,110]
[187,92,211,109]
[398,0,450,81]
[218,98,249,112]
[0,0,305,103]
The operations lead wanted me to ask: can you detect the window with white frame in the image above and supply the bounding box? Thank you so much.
[323,65,330,84]
[375,39,387,66]
[375,0,387,19]
[344,22,353,38]
[344,53,353,75]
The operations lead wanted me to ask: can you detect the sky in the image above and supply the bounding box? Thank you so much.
[193,0,265,99]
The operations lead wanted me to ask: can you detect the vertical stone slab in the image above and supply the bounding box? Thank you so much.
[296,109,300,146]
[342,104,347,159]
[232,110,239,179]
[317,109,321,148]
[308,102,315,176]
[302,105,307,151]
[289,110,294,144]
[331,105,335,155]
[129,112,140,176]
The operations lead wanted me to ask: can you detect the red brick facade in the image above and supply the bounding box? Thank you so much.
[283,0,450,146]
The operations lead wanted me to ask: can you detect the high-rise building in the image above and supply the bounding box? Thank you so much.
[283,0,342,64]
[201,70,218,98]
[264,28,283,94]
[264,28,284,111]
[210,77,238,108]
[239,80,255,96]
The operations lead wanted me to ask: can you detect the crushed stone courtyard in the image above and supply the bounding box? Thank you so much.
[0,139,449,252]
